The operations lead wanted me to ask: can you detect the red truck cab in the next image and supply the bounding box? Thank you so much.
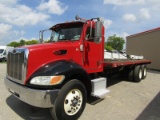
[5,16,151,120]
[25,19,104,82]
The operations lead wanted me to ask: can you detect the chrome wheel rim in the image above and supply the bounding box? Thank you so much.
[139,69,142,79]
[143,68,147,77]
[64,89,83,116]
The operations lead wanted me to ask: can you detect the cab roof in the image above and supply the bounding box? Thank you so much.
[49,21,86,30]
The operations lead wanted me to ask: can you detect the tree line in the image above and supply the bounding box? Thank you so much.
[7,39,39,47]
[7,35,125,51]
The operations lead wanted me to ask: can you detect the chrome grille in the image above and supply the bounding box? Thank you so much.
[7,48,29,84]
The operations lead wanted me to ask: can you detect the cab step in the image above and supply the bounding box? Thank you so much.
[91,77,110,98]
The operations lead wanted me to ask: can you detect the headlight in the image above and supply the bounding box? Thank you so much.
[30,75,65,85]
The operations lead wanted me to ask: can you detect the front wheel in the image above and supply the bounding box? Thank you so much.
[50,79,87,120]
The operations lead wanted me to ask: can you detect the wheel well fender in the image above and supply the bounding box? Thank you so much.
[27,60,92,96]
[66,71,92,97]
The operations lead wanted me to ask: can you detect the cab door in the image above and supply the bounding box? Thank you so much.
[83,26,103,73]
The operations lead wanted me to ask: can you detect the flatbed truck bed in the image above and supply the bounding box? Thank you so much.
[104,59,151,68]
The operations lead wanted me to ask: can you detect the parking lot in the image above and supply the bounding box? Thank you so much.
[0,63,160,120]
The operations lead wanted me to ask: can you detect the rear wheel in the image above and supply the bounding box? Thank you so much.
[128,67,134,81]
[133,65,142,82]
[50,79,87,120]
[142,65,147,79]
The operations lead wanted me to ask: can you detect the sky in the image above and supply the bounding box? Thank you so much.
[0,0,160,46]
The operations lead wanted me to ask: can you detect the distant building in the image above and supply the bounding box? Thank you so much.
[126,27,160,70]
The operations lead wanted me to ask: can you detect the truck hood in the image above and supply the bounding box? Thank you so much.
[23,42,72,51]
[22,42,75,81]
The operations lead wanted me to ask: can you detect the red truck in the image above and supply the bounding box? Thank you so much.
[5,16,151,120]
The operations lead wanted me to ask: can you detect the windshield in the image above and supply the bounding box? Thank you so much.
[0,49,4,53]
[50,24,83,42]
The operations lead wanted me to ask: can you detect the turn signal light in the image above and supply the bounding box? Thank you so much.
[50,76,64,85]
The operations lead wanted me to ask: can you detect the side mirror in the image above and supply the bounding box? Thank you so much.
[39,30,44,43]
[94,21,102,43]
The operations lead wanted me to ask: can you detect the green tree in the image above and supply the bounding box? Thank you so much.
[25,40,38,45]
[7,41,20,47]
[7,40,39,47]
[44,40,51,43]
[105,45,113,51]
[105,34,125,51]
[19,39,26,46]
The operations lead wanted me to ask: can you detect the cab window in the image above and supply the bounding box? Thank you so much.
[85,27,95,41]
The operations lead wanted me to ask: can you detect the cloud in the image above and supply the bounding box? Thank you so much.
[0,0,17,6]
[0,23,12,34]
[0,23,26,45]
[13,30,25,37]
[122,14,137,22]
[0,23,12,44]
[104,19,113,29]
[0,0,68,45]
[122,9,151,23]
[0,0,68,26]
[0,3,50,26]
[103,0,145,6]
[140,8,151,20]
[37,0,68,15]
[121,32,129,42]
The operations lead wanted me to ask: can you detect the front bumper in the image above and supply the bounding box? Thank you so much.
[4,77,59,108]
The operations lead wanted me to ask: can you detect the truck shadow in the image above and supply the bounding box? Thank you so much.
[148,69,160,74]
[88,69,160,105]
[87,75,130,105]
[6,95,54,120]
[5,70,159,119]
[5,75,144,120]
[136,92,160,120]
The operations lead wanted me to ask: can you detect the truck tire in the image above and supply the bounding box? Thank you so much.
[141,65,147,79]
[128,68,134,81]
[50,79,87,120]
[133,65,142,82]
